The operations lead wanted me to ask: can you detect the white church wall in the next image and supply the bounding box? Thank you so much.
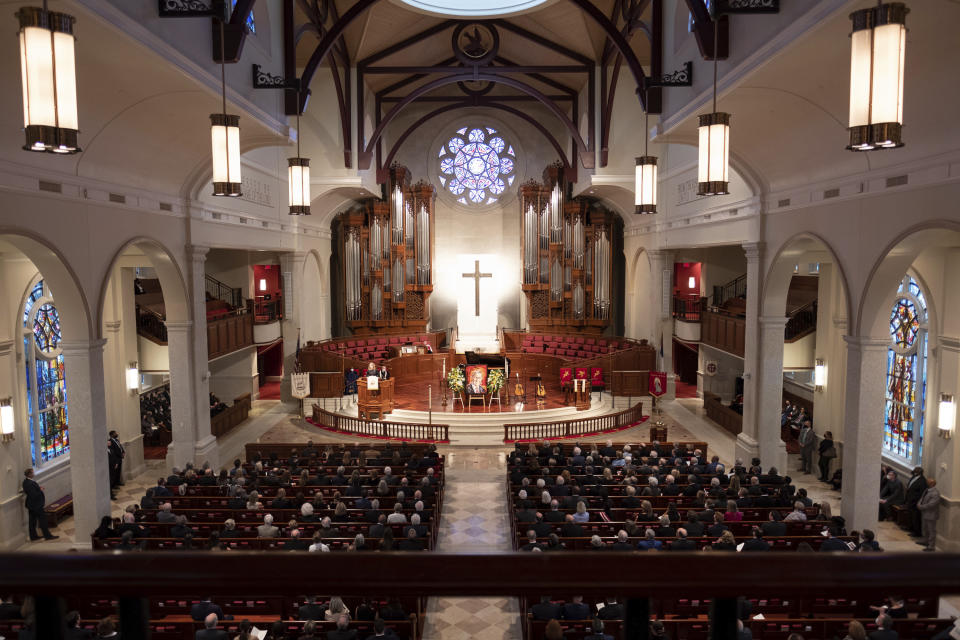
[699,344,742,402]
[205,249,258,299]
[209,347,258,403]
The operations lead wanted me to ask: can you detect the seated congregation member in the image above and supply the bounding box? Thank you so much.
[596,599,624,620]
[742,528,771,551]
[95,618,121,640]
[820,527,852,551]
[191,597,225,622]
[561,514,584,538]
[156,502,177,523]
[284,529,308,551]
[170,515,192,538]
[611,530,633,551]
[377,599,407,621]
[857,529,882,552]
[92,516,117,539]
[637,529,663,551]
[196,613,228,640]
[399,528,424,551]
[64,610,92,640]
[669,528,697,551]
[561,596,591,621]
[784,502,808,522]
[711,530,737,551]
[531,596,562,621]
[364,618,399,640]
[584,618,615,640]
[879,470,905,521]
[868,614,898,640]
[257,514,279,538]
[520,530,542,551]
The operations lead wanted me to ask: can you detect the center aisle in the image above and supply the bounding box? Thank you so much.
[421,448,522,640]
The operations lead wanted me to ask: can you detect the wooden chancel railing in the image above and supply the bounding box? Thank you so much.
[1,554,957,640]
[312,405,449,442]
[503,401,643,442]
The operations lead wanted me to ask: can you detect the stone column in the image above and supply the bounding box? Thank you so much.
[647,249,675,399]
[840,336,888,532]
[756,316,788,472]
[736,242,762,464]
[0,339,26,549]
[931,335,959,551]
[60,340,111,547]
[280,251,306,402]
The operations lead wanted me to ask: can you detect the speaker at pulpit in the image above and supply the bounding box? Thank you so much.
[358,377,394,419]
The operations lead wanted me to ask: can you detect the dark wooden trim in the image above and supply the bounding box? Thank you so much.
[3,554,959,598]
[684,0,729,59]
[503,402,643,442]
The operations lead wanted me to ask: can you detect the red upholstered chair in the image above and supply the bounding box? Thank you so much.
[559,367,573,388]
[545,347,555,354]
[575,336,584,344]
[388,336,400,344]
[347,340,356,347]
[378,337,387,345]
[575,367,588,381]
[585,337,596,345]
[591,367,604,393]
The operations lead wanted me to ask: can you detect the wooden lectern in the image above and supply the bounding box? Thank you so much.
[573,378,591,411]
[358,377,394,419]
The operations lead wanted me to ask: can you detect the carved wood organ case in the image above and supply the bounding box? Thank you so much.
[520,165,617,332]
[338,165,435,334]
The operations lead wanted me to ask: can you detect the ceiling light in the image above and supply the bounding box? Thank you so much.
[848,2,908,151]
[636,89,658,214]
[697,17,730,196]
[288,95,311,215]
[17,6,79,154]
[211,18,241,196]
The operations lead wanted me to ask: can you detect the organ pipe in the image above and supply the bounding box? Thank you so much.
[523,203,537,284]
[391,185,404,245]
[416,203,430,285]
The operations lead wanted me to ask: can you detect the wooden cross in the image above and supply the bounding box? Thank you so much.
[462,259,492,317]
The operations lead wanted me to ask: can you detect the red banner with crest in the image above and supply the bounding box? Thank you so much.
[648,371,667,397]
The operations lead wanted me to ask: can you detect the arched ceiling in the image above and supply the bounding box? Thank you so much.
[658,0,960,195]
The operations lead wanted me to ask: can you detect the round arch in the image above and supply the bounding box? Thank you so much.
[856,220,960,340]
[761,231,853,323]
[0,229,93,342]
[95,237,191,335]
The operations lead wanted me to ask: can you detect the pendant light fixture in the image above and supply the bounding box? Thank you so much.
[210,16,241,196]
[847,2,908,151]
[697,15,730,196]
[635,89,657,214]
[288,95,311,215]
[17,3,79,154]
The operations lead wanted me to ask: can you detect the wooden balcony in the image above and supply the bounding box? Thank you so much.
[701,308,745,357]
[207,310,254,360]
[704,391,743,436]
[210,393,252,438]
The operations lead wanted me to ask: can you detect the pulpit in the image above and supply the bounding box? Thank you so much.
[573,378,591,411]
[358,377,394,419]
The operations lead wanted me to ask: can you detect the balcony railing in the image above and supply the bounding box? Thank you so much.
[0,553,956,640]
[672,295,703,322]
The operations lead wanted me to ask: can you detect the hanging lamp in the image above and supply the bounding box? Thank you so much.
[288,96,310,215]
[697,14,729,196]
[847,2,908,151]
[210,16,241,196]
[17,3,79,154]
[635,89,657,214]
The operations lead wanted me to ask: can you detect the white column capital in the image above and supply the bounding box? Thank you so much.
[60,339,108,355]
[163,321,193,333]
[742,242,763,262]
[842,335,888,351]
[186,245,210,262]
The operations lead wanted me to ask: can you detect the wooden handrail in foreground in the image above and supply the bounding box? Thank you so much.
[1,553,957,597]
[312,405,450,442]
[2,553,957,640]
[503,401,643,442]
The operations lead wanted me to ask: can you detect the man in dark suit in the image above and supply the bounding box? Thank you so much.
[879,471,905,521]
[531,596,562,621]
[742,529,771,551]
[596,599,624,620]
[298,596,326,621]
[868,614,899,640]
[64,610,92,639]
[22,468,57,541]
[398,528,424,551]
[683,513,704,537]
[195,613,228,640]
[903,466,926,536]
[190,597,224,622]
[762,511,787,537]
[327,614,358,640]
[520,530,542,551]
[561,514,584,538]
[584,618,615,640]
[820,528,852,551]
[562,596,591,620]
[669,529,697,551]
[532,513,552,538]
[364,618,399,640]
[108,430,125,496]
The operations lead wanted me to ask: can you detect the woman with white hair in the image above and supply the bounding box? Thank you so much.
[573,501,590,523]
[324,596,350,622]
[300,502,317,522]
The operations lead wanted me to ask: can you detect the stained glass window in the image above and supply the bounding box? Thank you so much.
[883,275,927,465]
[22,280,69,466]
[438,126,515,206]
[231,0,255,33]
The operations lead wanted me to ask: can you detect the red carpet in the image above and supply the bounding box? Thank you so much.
[259,381,282,400]
[675,381,698,398]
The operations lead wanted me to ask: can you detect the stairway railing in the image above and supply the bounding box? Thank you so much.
[711,273,747,307]
[205,274,243,309]
[785,299,818,341]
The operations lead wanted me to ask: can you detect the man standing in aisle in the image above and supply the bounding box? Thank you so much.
[916,478,941,552]
[108,430,125,499]
[797,421,816,474]
[22,468,58,541]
